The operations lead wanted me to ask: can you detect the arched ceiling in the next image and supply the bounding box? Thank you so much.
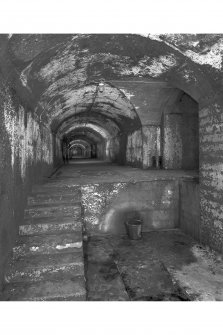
[69,143,88,151]
[63,125,107,147]
[42,83,140,131]
[70,143,86,149]
[62,122,110,140]
[1,33,223,130]
[69,139,92,148]
[57,115,120,138]
[6,34,222,103]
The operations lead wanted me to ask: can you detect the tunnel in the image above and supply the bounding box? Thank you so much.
[0,34,223,301]
[51,81,142,165]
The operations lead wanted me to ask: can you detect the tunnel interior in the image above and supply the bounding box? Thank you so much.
[53,82,199,169]
[53,81,142,165]
[1,33,223,300]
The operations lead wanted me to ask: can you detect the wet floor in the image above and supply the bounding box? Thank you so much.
[85,230,223,301]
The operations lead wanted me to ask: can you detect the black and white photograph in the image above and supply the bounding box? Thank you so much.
[0,1,222,334]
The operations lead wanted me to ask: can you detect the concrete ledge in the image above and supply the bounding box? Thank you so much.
[24,204,81,220]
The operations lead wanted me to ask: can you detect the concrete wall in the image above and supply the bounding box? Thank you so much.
[126,130,143,167]
[81,178,201,249]
[162,94,199,170]
[180,179,200,241]
[199,99,223,253]
[0,79,56,288]
[96,143,104,160]
[54,136,63,166]
[81,180,179,235]
[142,125,160,168]
[123,86,198,171]
[126,126,161,168]
[107,136,121,163]
[162,113,183,169]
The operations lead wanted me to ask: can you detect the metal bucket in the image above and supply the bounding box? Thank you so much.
[125,219,142,240]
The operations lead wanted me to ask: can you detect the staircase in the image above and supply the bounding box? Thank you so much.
[0,182,86,301]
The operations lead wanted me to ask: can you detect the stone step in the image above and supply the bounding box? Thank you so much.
[28,191,81,206]
[24,204,81,220]
[32,184,80,194]
[13,233,83,260]
[19,220,82,236]
[24,214,82,225]
[4,252,84,283]
[28,196,80,207]
[1,277,86,301]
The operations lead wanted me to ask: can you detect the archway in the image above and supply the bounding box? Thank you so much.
[51,82,142,165]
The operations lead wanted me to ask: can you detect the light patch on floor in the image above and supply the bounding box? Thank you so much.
[170,244,223,300]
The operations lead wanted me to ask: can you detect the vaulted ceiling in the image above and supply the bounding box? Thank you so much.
[1,34,222,141]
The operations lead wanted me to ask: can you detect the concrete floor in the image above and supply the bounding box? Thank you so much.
[85,230,223,301]
[48,159,198,185]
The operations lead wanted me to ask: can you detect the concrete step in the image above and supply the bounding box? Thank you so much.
[19,219,82,236]
[32,184,80,194]
[4,252,84,283]
[13,233,83,260]
[24,204,81,220]
[24,214,82,225]
[1,277,86,301]
[28,191,81,206]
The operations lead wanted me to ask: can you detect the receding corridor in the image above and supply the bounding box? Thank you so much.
[1,34,223,301]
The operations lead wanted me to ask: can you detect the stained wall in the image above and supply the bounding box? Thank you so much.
[0,76,60,288]
[81,180,180,235]
[162,93,199,170]
[199,97,223,252]
[180,178,200,240]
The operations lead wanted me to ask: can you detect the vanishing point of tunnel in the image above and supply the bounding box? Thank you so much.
[0,34,223,301]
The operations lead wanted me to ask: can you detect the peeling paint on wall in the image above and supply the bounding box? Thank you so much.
[3,88,53,179]
[120,54,177,77]
[144,55,177,77]
[184,39,223,70]
[149,34,223,71]
[0,78,57,289]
